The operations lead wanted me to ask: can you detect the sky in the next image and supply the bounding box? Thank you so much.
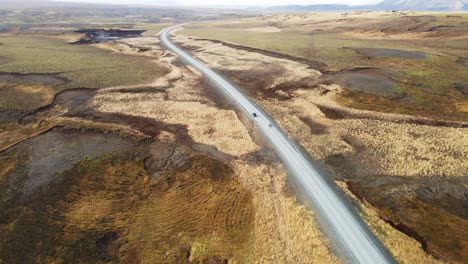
[56,0,384,7]
[178,0,382,6]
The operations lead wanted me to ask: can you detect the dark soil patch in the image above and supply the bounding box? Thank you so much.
[96,231,119,261]
[217,67,283,99]
[317,105,468,128]
[0,109,29,127]
[455,83,468,96]
[216,67,318,101]
[16,88,96,125]
[325,68,405,99]
[54,88,96,114]
[111,86,167,95]
[379,16,436,34]
[73,111,192,142]
[73,29,147,44]
[0,129,137,197]
[427,25,455,32]
[384,219,428,252]
[0,72,68,87]
[351,48,426,60]
[457,57,468,68]
[0,126,253,263]
[337,165,468,263]
[298,116,328,134]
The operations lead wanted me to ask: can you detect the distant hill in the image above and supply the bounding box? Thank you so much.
[268,4,352,11]
[268,0,468,12]
[376,0,466,11]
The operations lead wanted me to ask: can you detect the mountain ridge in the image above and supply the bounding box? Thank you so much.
[268,0,467,12]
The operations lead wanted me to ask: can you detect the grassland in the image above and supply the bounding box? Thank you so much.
[0,134,255,263]
[181,12,468,122]
[86,42,340,262]
[173,29,467,263]
[0,36,167,89]
[0,32,341,263]
[134,23,174,36]
[0,82,55,111]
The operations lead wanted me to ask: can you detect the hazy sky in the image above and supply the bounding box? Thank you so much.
[57,0,384,7]
[178,0,382,5]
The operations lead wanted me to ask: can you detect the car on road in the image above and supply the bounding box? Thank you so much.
[252,113,257,117]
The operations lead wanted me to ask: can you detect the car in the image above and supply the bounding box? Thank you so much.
[252,113,257,117]
[269,124,272,127]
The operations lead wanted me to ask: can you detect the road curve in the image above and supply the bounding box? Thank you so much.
[160,25,394,264]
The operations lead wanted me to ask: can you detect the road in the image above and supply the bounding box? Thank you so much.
[160,25,394,264]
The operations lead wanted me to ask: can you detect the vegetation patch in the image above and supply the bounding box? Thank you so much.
[73,29,147,44]
[0,35,167,89]
[0,127,254,263]
[0,82,56,111]
[327,68,404,99]
[351,48,427,60]
[0,72,67,87]
[181,14,468,121]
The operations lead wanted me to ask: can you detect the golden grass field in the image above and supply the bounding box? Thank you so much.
[0,30,340,263]
[87,39,340,262]
[0,8,466,263]
[181,11,468,122]
[174,16,468,261]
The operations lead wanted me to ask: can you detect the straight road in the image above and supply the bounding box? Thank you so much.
[160,25,394,264]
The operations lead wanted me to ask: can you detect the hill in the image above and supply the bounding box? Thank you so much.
[268,0,467,12]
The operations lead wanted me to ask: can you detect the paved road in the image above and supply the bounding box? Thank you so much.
[160,25,394,264]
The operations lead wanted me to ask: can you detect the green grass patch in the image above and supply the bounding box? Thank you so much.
[183,24,315,58]
[0,35,167,89]
[134,23,173,36]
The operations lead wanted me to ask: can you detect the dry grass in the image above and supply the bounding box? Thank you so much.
[123,155,254,263]
[0,82,56,111]
[172,34,467,262]
[0,118,57,153]
[92,93,259,157]
[90,48,259,157]
[235,162,339,263]
[180,12,468,121]
[336,181,442,264]
[86,35,340,263]
[176,26,468,179]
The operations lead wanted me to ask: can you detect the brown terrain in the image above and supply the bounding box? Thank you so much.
[0,8,466,264]
[0,23,339,263]
[175,11,468,264]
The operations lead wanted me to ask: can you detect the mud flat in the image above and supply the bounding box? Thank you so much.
[351,48,426,60]
[455,83,468,96]
[325,68,405,99]
[457,57,468,68]
[0,129,137,196]
[74,29,147,44]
